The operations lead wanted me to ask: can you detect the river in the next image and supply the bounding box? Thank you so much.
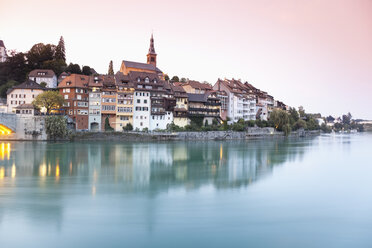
[0,133,371,247]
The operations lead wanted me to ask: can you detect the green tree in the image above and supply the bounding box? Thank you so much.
[0,51,28,85]
[39,82,47,88]
[41,59,66,76]
[342,112,352,125]
[55,36,66,61]
[104,116,114,131]
[123,123,133,131]
[108,60,114,75]
[288,107,299,125]
[270,109,290,133]
[0,80,18,98]
[171,76,179,82]
[27,43,56,69]
[293,119,307,130]
[32,91,64,114]
[65,63,82,74]
[164,74,170,81]
[180,77,187,83]
[82,66,92,75]
[45,116,68,140]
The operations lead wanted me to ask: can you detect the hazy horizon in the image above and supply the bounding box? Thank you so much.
[1,0,371,119]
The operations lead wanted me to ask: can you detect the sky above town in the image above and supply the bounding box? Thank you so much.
[1,0,371,119]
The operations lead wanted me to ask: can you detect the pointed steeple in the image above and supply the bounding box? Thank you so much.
[147,33,157,67]
[148,33,156,55]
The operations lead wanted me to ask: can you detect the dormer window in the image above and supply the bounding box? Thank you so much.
[137,78,141,82]
[145,77,149,83]
[153,79,157,84]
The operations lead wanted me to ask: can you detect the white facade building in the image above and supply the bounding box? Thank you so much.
[6,80,44,113]
[28,69,58,88]
[133,90,151,131]
[89,90,102,131]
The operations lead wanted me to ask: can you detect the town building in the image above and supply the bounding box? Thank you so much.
[6,80,44,113]
[115,72,135,131]
[179,80,213,94]
[28,69,58,88]
[213,79,256,122]
[14,104,38,116]
[0,40,7,62]
[119,34,163,79]
[88,75,103,131]
[58,72,70,85]
[100,75,117,130]
[187,92,221,125]
[171,84,188,127]
[58,74,90,130]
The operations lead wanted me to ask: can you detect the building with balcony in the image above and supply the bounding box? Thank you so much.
[187,92,221,125]
[115,72,135,131]
[101,75,117,130]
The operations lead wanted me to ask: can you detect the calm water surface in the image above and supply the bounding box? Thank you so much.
[0,134,372,247]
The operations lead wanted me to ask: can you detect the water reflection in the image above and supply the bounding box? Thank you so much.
[0,139,313,231]
[0,139,312,190]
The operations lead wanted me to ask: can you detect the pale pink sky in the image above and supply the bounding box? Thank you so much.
[1,0,372,119]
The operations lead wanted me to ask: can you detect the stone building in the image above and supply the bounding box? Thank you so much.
[0,40,7,63]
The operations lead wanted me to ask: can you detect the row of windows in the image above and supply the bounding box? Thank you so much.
[102,98,116,103]
[10,100,26,105]
[118,100,132,105]
[135,107,149,111]
[136,99,148,104]
[102,105,115,111]
[135,92,149,97]
[69,109,88,115]
[89,109,100,115]
[120,116,129,121]
[118,107,132,113]
[10,94,27,99]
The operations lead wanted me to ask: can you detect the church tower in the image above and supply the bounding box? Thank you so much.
[146,34,157,67]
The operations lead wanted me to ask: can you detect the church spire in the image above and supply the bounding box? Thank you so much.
[147,33,157,66]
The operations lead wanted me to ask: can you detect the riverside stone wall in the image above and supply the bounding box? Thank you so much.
[0,115,47,140]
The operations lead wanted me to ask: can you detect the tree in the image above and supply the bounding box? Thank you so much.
[32,91,64,114]
[27,43,56,69]
[104,116,114,131]
[270,109,290,132]
[171,76,179,82]
[288,107,299,125]
[164,74,170,81]
[123,123,133,131]
[45,116,68,140]
[82,66,92,75]
[55,36,66,61]
[180,77,187,83]
[342,112,352,125]
[108,60,114,75]
[0,80,18,98]
[39,82,47,88]
[65,63,82,74]
[0,51,28,85]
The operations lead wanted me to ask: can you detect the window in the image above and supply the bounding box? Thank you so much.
[77,95,81,100]
[102,105,115,111]
[144,100,147,104]
[120,116,129,121]
[137,78,140,82]
[64,95,69,99]
[145,77,149,83]
[66,88,70,93]
[137,99,140,104]
[138,85,143,88]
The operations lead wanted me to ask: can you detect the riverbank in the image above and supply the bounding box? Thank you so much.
[70,128,320,141]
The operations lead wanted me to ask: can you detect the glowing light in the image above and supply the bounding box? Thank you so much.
[92,185,96,196]
[11,164,16,178]
[56,165,60,177]
[0,167,4,179]
[0,125,12,135]
[220,144,223,160]
[39,164,47,177]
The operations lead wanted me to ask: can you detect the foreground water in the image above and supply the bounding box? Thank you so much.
[0,134,371,247]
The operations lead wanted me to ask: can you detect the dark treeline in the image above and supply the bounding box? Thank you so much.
[0,36,96,97]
